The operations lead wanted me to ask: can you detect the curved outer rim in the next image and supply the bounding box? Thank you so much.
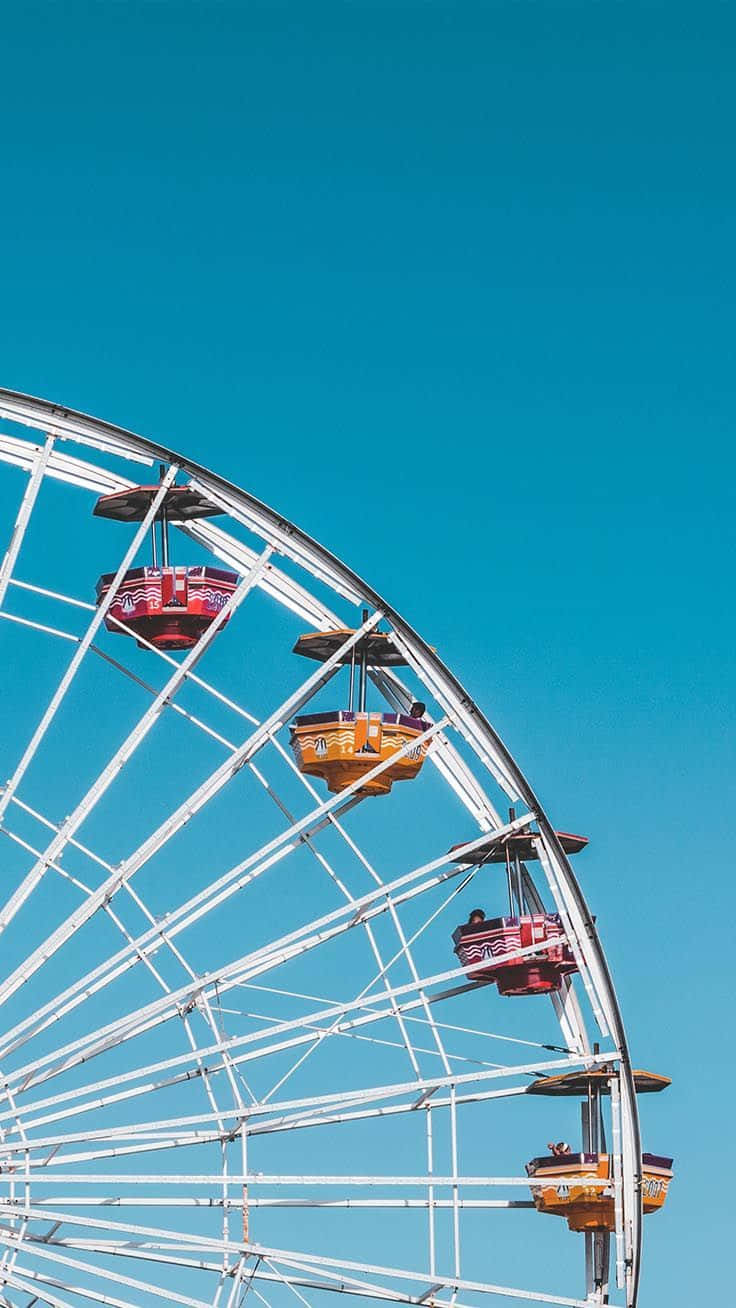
[0,386,644,1305]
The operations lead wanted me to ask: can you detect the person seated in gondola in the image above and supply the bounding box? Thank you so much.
[547,1141,572,1157]
[467,908,486,928]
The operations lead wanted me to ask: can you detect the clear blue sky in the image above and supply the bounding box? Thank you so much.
[1,2,733,1302]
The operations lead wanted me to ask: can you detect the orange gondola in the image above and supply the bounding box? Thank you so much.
[526,1150,673,1231]
[289,618,429,796]
[525,1067,673,1232]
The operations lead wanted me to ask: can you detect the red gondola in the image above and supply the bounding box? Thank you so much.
[94,478,238,651]
[452,913,577,995]
[450,822,587,996]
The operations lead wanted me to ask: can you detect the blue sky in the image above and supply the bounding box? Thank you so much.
[0,2,733,1302]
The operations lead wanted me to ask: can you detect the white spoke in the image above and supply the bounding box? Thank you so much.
[0,615,387,1018]
[5,904,561,1095]
[0,434,54,608]
[0,813,531,1070]
[250,1243,591,1308]
[0,544,273,937]
[0,465,178,825]
[0,391,650,1308]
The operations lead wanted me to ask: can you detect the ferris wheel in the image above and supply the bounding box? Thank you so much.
[0,388,672,1308]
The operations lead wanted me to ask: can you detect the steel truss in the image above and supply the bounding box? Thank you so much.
[0,389,642,1308]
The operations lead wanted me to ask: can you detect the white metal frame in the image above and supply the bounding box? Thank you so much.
[0,387,645,1308]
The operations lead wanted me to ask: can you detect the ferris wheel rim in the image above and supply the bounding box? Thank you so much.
[0,384,643,1307]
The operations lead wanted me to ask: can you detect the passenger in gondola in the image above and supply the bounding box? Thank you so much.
[547,1141,572,1157]
[468,908,486,928]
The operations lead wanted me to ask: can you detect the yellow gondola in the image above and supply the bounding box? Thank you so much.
[524,1066,673,1233]
[289,619,429,796]
[526,1150,673,1231]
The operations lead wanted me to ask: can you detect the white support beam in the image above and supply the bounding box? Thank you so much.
[0,545,272,937]
[0,397,644,1308]
[0,465,178,825]
[0,715,473,1080]
[0,613,382,1018]
[7,1172,619,1189]
[521,863,590,1058]
[253,1241,591,1308]
[0,433,54,609]
[5,903,566,1096]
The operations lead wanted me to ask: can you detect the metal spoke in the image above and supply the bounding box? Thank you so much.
[0,434,55,609]
[0,392,647,1308]
[0,465,178,826]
